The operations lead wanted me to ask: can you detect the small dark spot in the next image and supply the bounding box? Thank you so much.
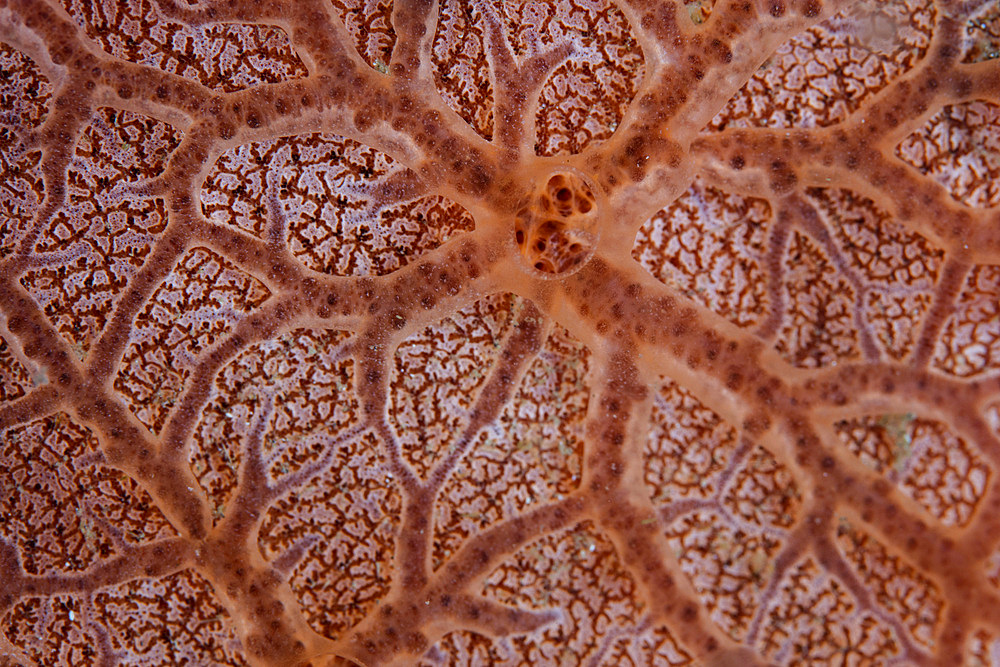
[937,44,958,60]
[726,371,742,390]
[624,135,645,158]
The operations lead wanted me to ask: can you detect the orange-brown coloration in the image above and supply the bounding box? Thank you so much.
[514,169,600,275]
[1,0,1000,665]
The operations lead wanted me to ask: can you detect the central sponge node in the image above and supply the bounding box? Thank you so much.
[514,169,601,277]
